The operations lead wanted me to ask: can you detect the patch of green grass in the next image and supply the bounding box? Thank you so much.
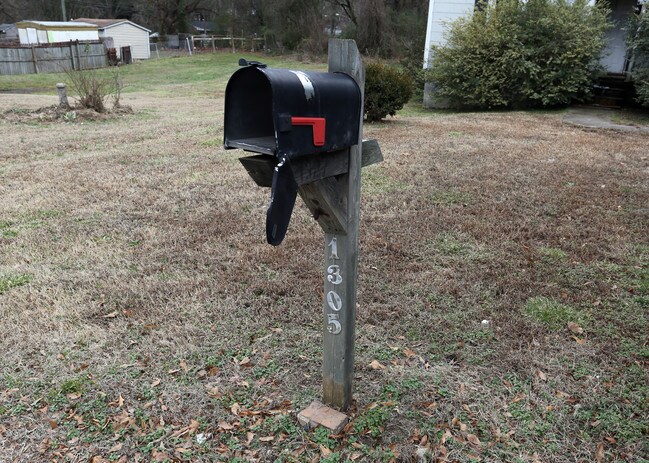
[199,138,223,147]
[0,228,18,238]
[430,189,473,205]
[522,296,585,331]
[59,377,86,395]
[362,166,408,195]
[0,53,326,97]
[434,232,471,256]
[353,404,393,438]
[311,426,339,449]
[539,246,567,260]
[0,273,32,294]
[398,101,447,117]
[265,414,301,437]
[610,109,649,126]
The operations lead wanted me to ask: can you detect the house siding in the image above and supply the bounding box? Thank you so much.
[423,0,476,66]
[600,0,637,73]
[17,23,98,45]
[100,22,150,59]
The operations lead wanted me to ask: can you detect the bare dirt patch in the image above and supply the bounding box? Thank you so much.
[0,91,647,463]
[1,104,133,124]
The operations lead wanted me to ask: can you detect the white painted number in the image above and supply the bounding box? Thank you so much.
[325,238,343,335]
[328,237,339,260]
[327,313,342,334]
[327,265,342,285]
[327,291,343,312]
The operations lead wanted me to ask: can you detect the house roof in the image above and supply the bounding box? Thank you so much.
[191,20,217,32]
[0,24,16,33]
[16,21,98,31]
[74,18,151,33]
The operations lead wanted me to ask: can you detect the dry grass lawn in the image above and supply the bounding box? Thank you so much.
[0,54,647,463]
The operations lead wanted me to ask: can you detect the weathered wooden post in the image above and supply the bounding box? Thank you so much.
[304,39,364,411]
[222,38,381,425]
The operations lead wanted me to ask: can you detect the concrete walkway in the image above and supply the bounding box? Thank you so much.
[563,106,649,133]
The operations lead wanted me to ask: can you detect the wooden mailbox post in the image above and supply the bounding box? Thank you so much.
[224,38,381,412]
[299,39,377,411]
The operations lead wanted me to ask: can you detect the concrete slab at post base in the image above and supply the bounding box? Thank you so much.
[297,401,349,434]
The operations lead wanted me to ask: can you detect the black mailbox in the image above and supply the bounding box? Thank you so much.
[224,61,362,246]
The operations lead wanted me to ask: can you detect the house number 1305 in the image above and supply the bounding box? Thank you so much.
[326,237,343,334]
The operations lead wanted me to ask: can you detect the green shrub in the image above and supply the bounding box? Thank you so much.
[627,11,649,107]
[364,61,413,122]
[428,0,610,109]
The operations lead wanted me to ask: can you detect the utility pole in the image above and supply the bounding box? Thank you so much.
[61,0,67,21]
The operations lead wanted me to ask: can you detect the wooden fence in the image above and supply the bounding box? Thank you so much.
[0,41,107,75]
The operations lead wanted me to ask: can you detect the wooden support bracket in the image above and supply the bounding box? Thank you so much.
[238,139,382,189]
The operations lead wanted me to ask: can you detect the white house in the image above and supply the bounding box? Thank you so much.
[16,21,99,45]
[75,18,151,60]
[423,0,475,69]
[424,0,643,74]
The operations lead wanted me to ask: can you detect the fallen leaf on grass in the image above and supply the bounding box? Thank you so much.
[595,442,605,462]
[76,363,89,371]
[467,434,481,446]
[246,432,255,445]
[536,370,548,381]
[189,419,200,432]
[150,378,161,388]
[179,360,189,372]
[218,421,234,431]
[320,445,332,457]
[231,403,241,415]
[403,348,416,357]
[369,360,386,370]
[567,322,584,334]
[511,394,526,403]
[151,450,169,462]
[48,419,58,429]
[259,435,275,442]
[102,311,118,319]
[572,336,586,345]
[109,443,123,453]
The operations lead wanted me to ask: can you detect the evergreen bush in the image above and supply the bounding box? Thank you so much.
[428,0,610,109]
[364,61,413,121]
